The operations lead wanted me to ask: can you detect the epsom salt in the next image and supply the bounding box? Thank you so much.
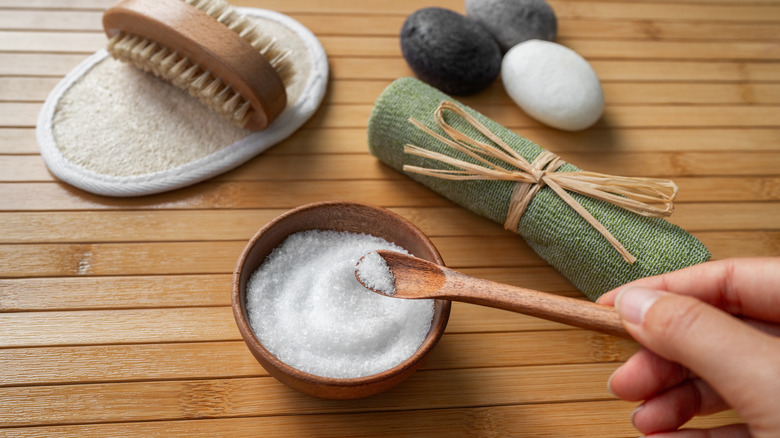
[356,251,396,296]
[245,230,434,379]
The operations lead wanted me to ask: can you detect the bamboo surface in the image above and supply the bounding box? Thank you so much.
[1,0,778,436]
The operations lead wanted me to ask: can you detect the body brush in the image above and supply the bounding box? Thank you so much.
[103,0,292,130]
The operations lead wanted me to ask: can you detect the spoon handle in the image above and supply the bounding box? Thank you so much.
[443,270,631,339]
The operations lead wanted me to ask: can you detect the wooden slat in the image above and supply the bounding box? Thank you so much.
[1,202,776,245]
[563,39,780,61]
[4,151,780,183]
[4,31,779,62]
[238,0,780,21]
[3,9,780,41]
[0,274,234,311]
[0,102,40,128]
[310,103,780,129]
[11,100,779,129]
[0,180,451,211]
[673,177,780,202]
[671,202,780,231]
[0,176,777,211]
[6,0,780,15]
[448,301,587,333]
[329,58,780,82]
[0,207,504,244]
[0,331,636,387]
[0,77,60,102]
[698,231,780,258]
[0,364,623,426]
[0,400,740,438]
[486,105,780,129]
[0,128,36,153]
[0,231,774,279]
[0,0,113,8]
[5,0,780,19]
[4,127,780,156]
[552,1,780,22]
[571,0,780,4]
[186,16,780,41]
[0,341,266,387]
[279,127,780,155]
[0,235,545,278]
[586,0,780,3]
[0,241,250,278]
[326,80,780,105]
[0,53,88,76]
[7,77,780,107]
[559,19,780,40]
[594,60,780,82]
[0,10,102,31]
[0,308,240,348]
[0,31,104,53]
[3,52,776,82]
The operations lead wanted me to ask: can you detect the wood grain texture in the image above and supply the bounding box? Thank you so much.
[1,0,775,434]
[0,364,626,426]
[0,401,740,438]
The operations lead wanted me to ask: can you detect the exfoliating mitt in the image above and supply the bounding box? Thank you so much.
[37,7,328,197]
[367,77,710,300]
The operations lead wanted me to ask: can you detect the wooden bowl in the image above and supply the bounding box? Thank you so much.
[231,201,451,399]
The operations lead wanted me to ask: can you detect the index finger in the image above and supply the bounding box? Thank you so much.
[597,257,780,323]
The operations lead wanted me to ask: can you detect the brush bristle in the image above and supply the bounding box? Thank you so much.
[107,0,293,128]
[182,0,292,79]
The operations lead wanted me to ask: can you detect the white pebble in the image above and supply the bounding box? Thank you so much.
[245,230,434,379]
[356,251,396,296]
[501,40,604,131]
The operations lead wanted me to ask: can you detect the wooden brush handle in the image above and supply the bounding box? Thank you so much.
[103,0,286,130]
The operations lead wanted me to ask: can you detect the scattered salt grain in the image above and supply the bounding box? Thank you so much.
[356,251,396,296]
[245,230,434,379]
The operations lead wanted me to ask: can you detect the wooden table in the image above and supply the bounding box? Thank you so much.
[1,0,777,436]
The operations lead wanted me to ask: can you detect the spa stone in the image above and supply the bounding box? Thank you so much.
[465,0,557,52]
[400,7,501,96]
[501,40,604,131]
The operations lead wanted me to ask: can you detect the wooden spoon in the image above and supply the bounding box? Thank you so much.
[356,250,631,339]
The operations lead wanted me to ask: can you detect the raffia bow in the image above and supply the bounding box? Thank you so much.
[403,101,679,264]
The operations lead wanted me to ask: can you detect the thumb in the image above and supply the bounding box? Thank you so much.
[615,287,779,419]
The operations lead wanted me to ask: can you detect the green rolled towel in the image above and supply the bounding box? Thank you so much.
[367,77,710,301]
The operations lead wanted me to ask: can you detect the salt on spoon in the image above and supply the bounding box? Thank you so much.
[356,250,632,339]
[355,250,397,296]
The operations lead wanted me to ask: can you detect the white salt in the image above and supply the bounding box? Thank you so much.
[245,230,435,379]
[356,251,396,296]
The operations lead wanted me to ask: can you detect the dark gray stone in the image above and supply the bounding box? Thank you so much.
[465,0,557,52]
[400,7,502,96]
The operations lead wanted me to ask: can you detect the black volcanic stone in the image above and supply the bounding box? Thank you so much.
[400,7,502,96]
[465,0,557,52]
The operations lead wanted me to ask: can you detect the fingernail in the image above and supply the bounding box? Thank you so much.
[606,364,622,397]
[616,287,664,325]
[630,404,644,429]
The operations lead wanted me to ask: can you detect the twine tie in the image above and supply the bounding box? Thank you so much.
[403,101,679,264]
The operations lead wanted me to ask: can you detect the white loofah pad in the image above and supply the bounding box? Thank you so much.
[37,8,328,197]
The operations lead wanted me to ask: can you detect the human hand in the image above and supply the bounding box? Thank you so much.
[597,258,780,437]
